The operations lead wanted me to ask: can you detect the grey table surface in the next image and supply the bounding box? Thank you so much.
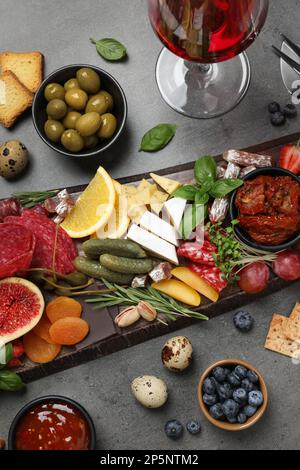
[0,0,300,451]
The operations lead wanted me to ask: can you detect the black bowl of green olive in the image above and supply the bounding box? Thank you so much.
[32,64,127,158]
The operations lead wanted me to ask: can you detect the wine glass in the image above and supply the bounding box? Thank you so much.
[148,0,269,118]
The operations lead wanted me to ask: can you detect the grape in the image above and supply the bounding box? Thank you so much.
[238,262,269,294]
[273,250,300,281]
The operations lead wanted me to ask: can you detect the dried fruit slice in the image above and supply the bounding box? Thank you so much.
[0,277,44,344]
[46,297,82,324]
[23,331,61,364]
[33,315,57,344]
[49,317,89,345]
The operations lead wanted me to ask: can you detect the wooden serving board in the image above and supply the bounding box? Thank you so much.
[17,132,300,383]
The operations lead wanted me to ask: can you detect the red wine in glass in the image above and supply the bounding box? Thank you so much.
[148,0,269,118]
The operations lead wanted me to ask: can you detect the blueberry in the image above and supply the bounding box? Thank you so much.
[237,412,247,424]
[227,373,241,388]
[164,420,183,439]
[223,368,231,378]
[227,416,237,424]
[234,365,248,379]
[247,370,259,383]
[209,403,225,421]
[268,101,281,113]
[243,405,257,417]
[233,388,248,405]
[222,399,240,419]
[203,377,216,395]
[271,111,286,126]
[233,311,254,332]
[248,390,264,407]
[203,393,218,406]
[218,383,233,400]
[212,367,227,383]
[186,420,201,435]
[283,103,297,118]
[241,378,255,393]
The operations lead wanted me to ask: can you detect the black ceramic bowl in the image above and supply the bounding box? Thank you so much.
[8,395,96,450]
[32,64,127,158]
[229,167,300,252]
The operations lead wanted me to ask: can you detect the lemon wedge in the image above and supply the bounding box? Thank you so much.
[61,166,116,238]
[96,180,130,239]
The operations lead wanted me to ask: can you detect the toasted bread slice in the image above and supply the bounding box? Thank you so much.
[0,71,33,128]
[0,51,43,93]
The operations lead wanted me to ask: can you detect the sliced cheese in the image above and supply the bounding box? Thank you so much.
[128,204,147,223]
[140,211,179,246]
[138,179,157,195]
[127,224,179,265]
[150,192,169,214]
[150,173,182,195]
[163,197,187,230]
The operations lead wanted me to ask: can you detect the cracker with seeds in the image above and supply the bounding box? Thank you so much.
[283,302,300,342]
[264,314,300,359]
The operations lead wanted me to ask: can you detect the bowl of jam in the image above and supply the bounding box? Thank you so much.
[8,396,96,450]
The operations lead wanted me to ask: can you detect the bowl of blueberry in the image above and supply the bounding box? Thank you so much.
[198,359,268,431]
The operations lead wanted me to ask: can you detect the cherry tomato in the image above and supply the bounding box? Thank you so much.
[238,262,270,294]
[272,250,300,281]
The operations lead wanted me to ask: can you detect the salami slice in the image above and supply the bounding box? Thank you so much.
[177,241,217,266]
[0,223,35,279]
[188,263,228,292]
[0,198,22,222]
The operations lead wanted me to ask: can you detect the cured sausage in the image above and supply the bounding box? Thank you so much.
[177,241,217,266]
[0,223,35,279]
[209,162,240,223]
[188,263,228,292]
[0,198,21,222]
[223,150,273,167]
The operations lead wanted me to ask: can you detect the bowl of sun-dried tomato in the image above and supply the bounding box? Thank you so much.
[229,167,300,252]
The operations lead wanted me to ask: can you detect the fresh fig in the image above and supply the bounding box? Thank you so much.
[0,277,44,344]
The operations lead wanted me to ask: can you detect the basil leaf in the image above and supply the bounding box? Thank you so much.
[194,156,217,185]
[90,37,127,61]
[195,190,209,205]
[180,203,205,239]
[209,179,244,198]
[0,370,24,391]
[5,343,13,364]
[172,185,197,201]
[139,124,177,152]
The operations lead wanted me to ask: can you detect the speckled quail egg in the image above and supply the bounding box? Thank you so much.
[161,336,193,372]
[131,375,168,409]
[0,140,29,180]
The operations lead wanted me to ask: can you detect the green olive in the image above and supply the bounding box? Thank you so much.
[83,134,99,149]
[98,113,117,139]
[98,90,114,111]
[64,78,80,91]
[61,129,84,152]
[65,89,88,111]
[76,67,101,94]
[85,94,108,115]
[46,99,67,120]
[44,119,65,143]
[62,111,82,129]
[44,83,65,101]
[75,112,102,137]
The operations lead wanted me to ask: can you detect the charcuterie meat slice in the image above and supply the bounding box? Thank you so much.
[0,198,22,222]
[0,223,35,279]
[177,241,217,266]
[188,263,228,293]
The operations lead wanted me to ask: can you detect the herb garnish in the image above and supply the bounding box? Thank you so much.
[13,190,59,208]
[0,343,24,392]
[90,38,127,61]
[139,124,177,152]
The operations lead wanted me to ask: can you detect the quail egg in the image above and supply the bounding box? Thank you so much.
[0,140,29,180]
[161,336,193,372]
[131,375,168,409]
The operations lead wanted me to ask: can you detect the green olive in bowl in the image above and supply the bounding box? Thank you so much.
[63,111,82,129]
[61,129,84,152]
[98,113,117,139]
[75,112,102,137]
[98,90,114,112]
[85,94,108,115]
[76,68,101,94]
[44,83,65,102]
[83,134,99,149]
[44,120,65,143]
[64,78,80,91]
[65,89,88,111]
[46,99,68,120]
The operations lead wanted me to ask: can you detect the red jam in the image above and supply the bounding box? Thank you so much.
[15,401,91,450]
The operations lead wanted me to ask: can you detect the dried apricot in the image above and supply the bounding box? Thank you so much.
[46,296,82,323]
[33,315,57,344]
[49,317,89,345]
[23,331,61,364]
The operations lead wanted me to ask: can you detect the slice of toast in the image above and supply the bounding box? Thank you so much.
[0,71,33,128]
[0,51,43,93]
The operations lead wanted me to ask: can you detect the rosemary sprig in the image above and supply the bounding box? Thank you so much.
[86,279,208,321]
[13,190,59,208]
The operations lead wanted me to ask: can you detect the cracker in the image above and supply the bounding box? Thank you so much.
[264,314,300,359]
[282,302,300,342]
[289,302,300,322]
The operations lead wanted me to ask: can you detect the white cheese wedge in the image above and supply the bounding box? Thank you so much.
[127,224,179,265]
[163,197,187,230]
[140,211,179,246]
